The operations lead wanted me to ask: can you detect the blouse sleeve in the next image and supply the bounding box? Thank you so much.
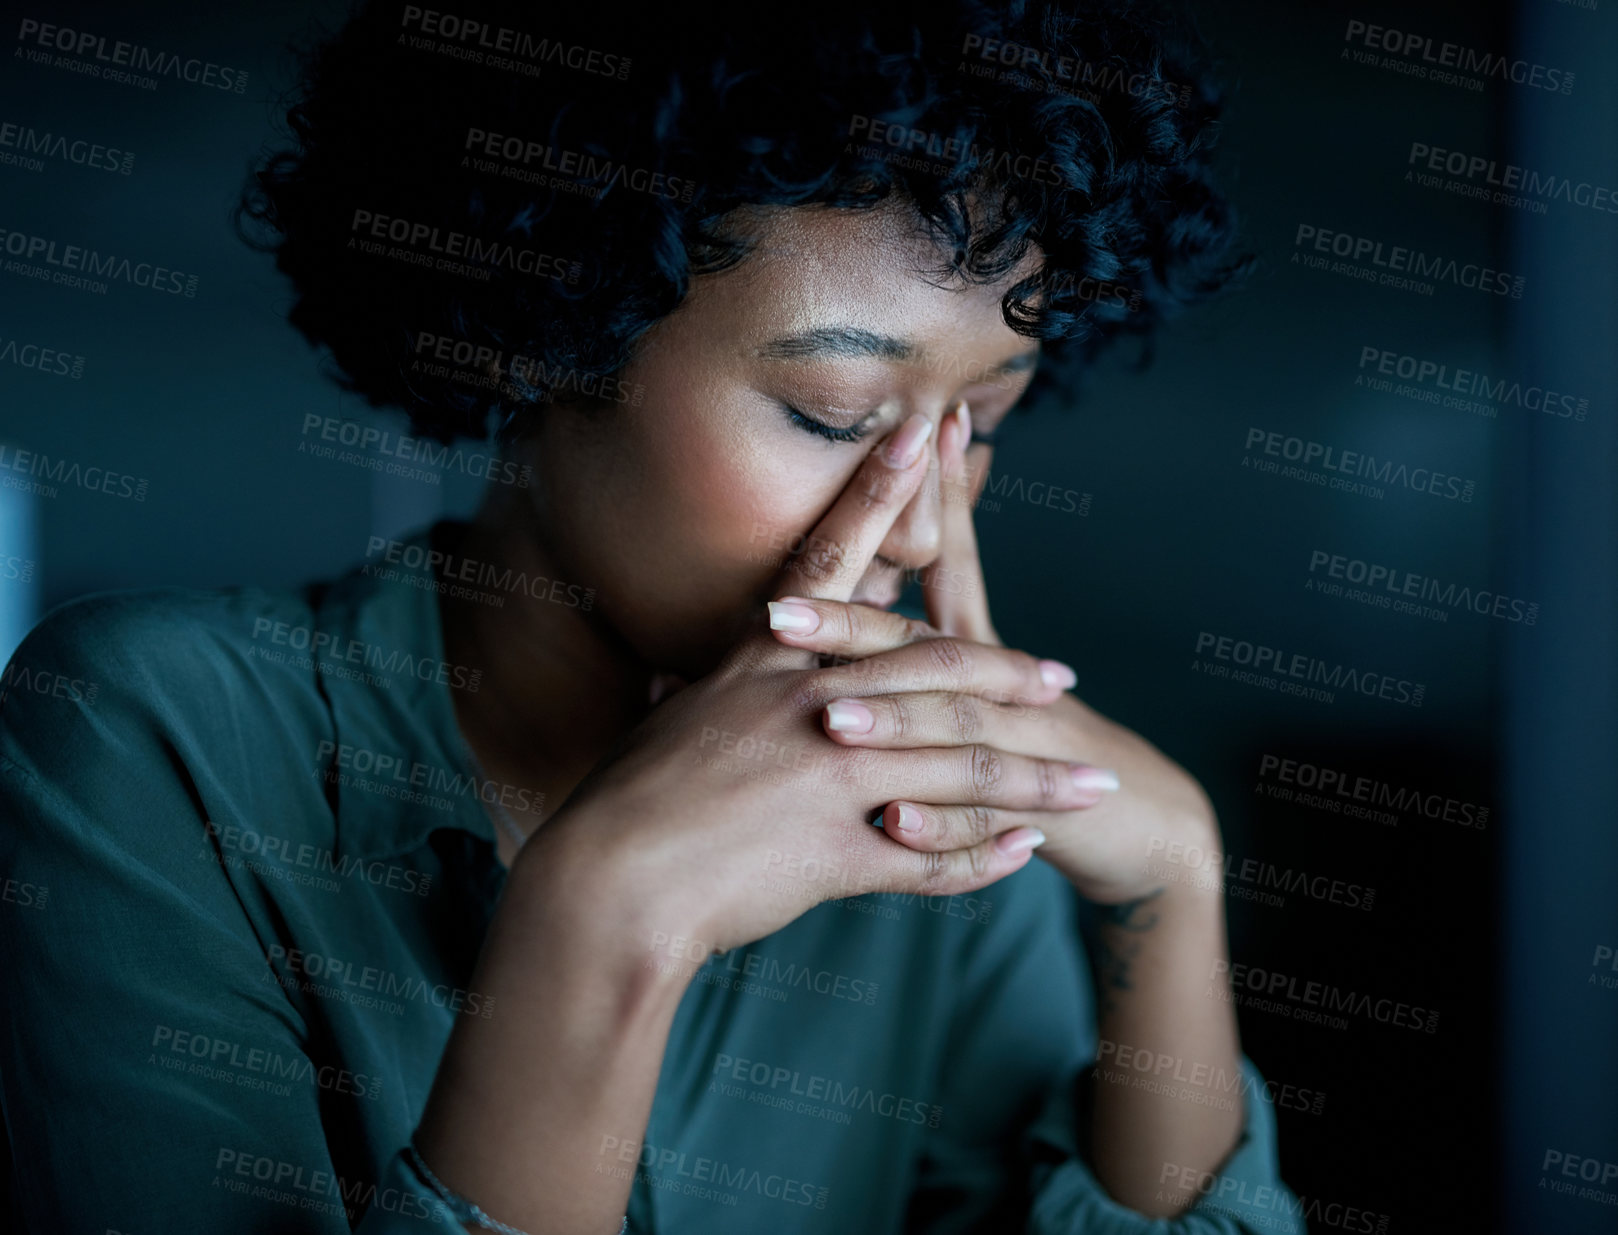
[901,860,1304,1235]
[1021,1056,1305,1235]
[0,600,459,1234]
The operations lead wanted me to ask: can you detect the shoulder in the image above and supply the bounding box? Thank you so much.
[0,584,332,812]
[4,583,322,726]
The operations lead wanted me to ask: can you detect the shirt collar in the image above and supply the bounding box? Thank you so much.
[312,520,498,860]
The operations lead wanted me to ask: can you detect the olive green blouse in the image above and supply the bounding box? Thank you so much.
[0,522,1303,1233]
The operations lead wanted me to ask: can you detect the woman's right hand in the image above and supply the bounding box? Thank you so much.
[521,412,1099,967]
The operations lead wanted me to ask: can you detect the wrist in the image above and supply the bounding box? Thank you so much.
[507,817,703,1003]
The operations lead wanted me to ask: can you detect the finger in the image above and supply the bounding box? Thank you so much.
[771,412,934,604]
[822,691,1095,753]
[924,401,1000,644]
[877,792,1114,852]
[805,636,1076,710]
[767,597,941,657]
[771,601,1075,698]
[863,822,1046,899]
[832,743,1105,814]
[876,801,1084,853]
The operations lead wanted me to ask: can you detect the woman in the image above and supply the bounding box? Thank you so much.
[0,0,1301,1231]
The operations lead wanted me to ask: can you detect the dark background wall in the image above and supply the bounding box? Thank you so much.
[3,2,1615,1232]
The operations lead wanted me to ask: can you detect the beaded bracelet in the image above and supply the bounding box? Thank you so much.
[404,1142,628,1235]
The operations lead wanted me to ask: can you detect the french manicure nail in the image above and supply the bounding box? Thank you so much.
[996,827,1046,855]
[1070,765,1121,792]
[768,601,820,633]
[886,413,934,470]
[893,802,923,833]
[825,700,874,734]
[1039,659,1077,690]
[952,401,971,445]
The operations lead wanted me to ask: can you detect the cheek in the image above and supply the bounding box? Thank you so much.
[543,400,860,669]
[648,436,853,668]
[657,422,854,592]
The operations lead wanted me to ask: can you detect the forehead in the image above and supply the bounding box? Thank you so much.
[689,201,1043,356]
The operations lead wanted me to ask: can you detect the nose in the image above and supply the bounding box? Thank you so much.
[873,406,947,580]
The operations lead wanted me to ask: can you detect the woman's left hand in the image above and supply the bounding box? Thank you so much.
[767,404,1220,907]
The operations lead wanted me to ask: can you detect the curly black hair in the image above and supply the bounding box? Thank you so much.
[237,0,1250,445]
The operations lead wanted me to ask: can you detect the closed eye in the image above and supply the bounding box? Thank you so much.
[781,403,875,444]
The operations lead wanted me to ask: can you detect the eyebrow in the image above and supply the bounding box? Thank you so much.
[756,325,1040,376]
[756,326,915,362]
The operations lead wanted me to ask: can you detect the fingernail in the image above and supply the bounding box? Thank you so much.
[1039,659,1077,690]
[825,700,874,734]
[996,826,1046,855]
[892,802,924,833]
[768,601,820,633]
[1070,765,1120,792]
[886,413,934,470]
